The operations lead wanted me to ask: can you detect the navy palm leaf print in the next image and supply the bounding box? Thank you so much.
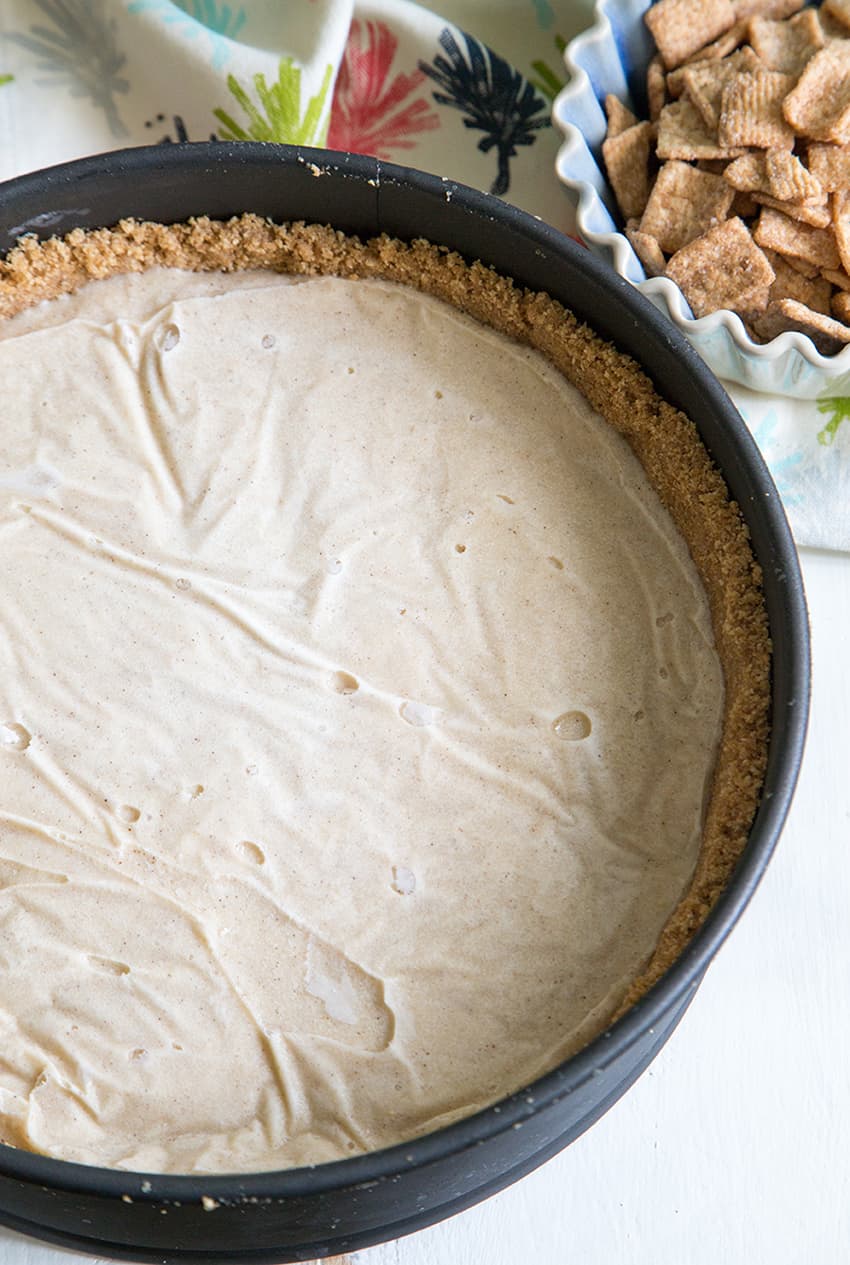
[419,28,550,196]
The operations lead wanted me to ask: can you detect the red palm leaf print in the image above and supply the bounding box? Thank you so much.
[328,19,440,158]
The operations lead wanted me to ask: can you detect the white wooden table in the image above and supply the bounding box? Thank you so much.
[1,545,845,1264]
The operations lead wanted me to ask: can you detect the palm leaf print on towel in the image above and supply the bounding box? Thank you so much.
[214,58,333,145]
[8,0,129,136]
[127,0,246,70]
[328,19,439,158]
[817,393,850,446]
[177,0,246,37]
[419,28,550,196]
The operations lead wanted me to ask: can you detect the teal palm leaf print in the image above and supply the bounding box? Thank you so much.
[178,1,246,37]
[8,0,129,136]
[128,0,246,70]
[214,59,334,145]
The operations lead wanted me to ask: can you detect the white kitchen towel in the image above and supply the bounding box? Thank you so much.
[728,380,850,552]
[0,0,575,223]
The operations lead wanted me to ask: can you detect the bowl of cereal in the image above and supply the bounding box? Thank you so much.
[555,0,850,395]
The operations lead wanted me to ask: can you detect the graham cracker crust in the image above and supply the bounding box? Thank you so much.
[0,214,771,1015]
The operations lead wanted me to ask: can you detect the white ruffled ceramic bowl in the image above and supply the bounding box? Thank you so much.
[553,0,850,398]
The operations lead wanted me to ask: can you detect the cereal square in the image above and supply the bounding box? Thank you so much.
[685,18,749,61]
[807,143,850,193]
[763,249,833,311]
[647,55,668,121]
[753,205,841,269]
[733,0,802,19]
[719,70,796,149]
[665,215,775,315]
[765,148,824,204]
[658,98,745,159]
[603,121,655,220]
[822,267,850,291]
[683,47,762,130]
[724,151,771,193]
[724,150,824,205]
[781,254,821,278]
[605,94,640,138]
[783,43,850,143]
[752,193,831,228]
[749,298,850,352]
[626,225,668,275]
[832,189,850,275]
[748,10,824,76]
[822,0,850,32]
[832,290,850,322]
[665,65,689,98]
[645,0,737,68]
[819,7,850,35]
[639,159,734,251]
